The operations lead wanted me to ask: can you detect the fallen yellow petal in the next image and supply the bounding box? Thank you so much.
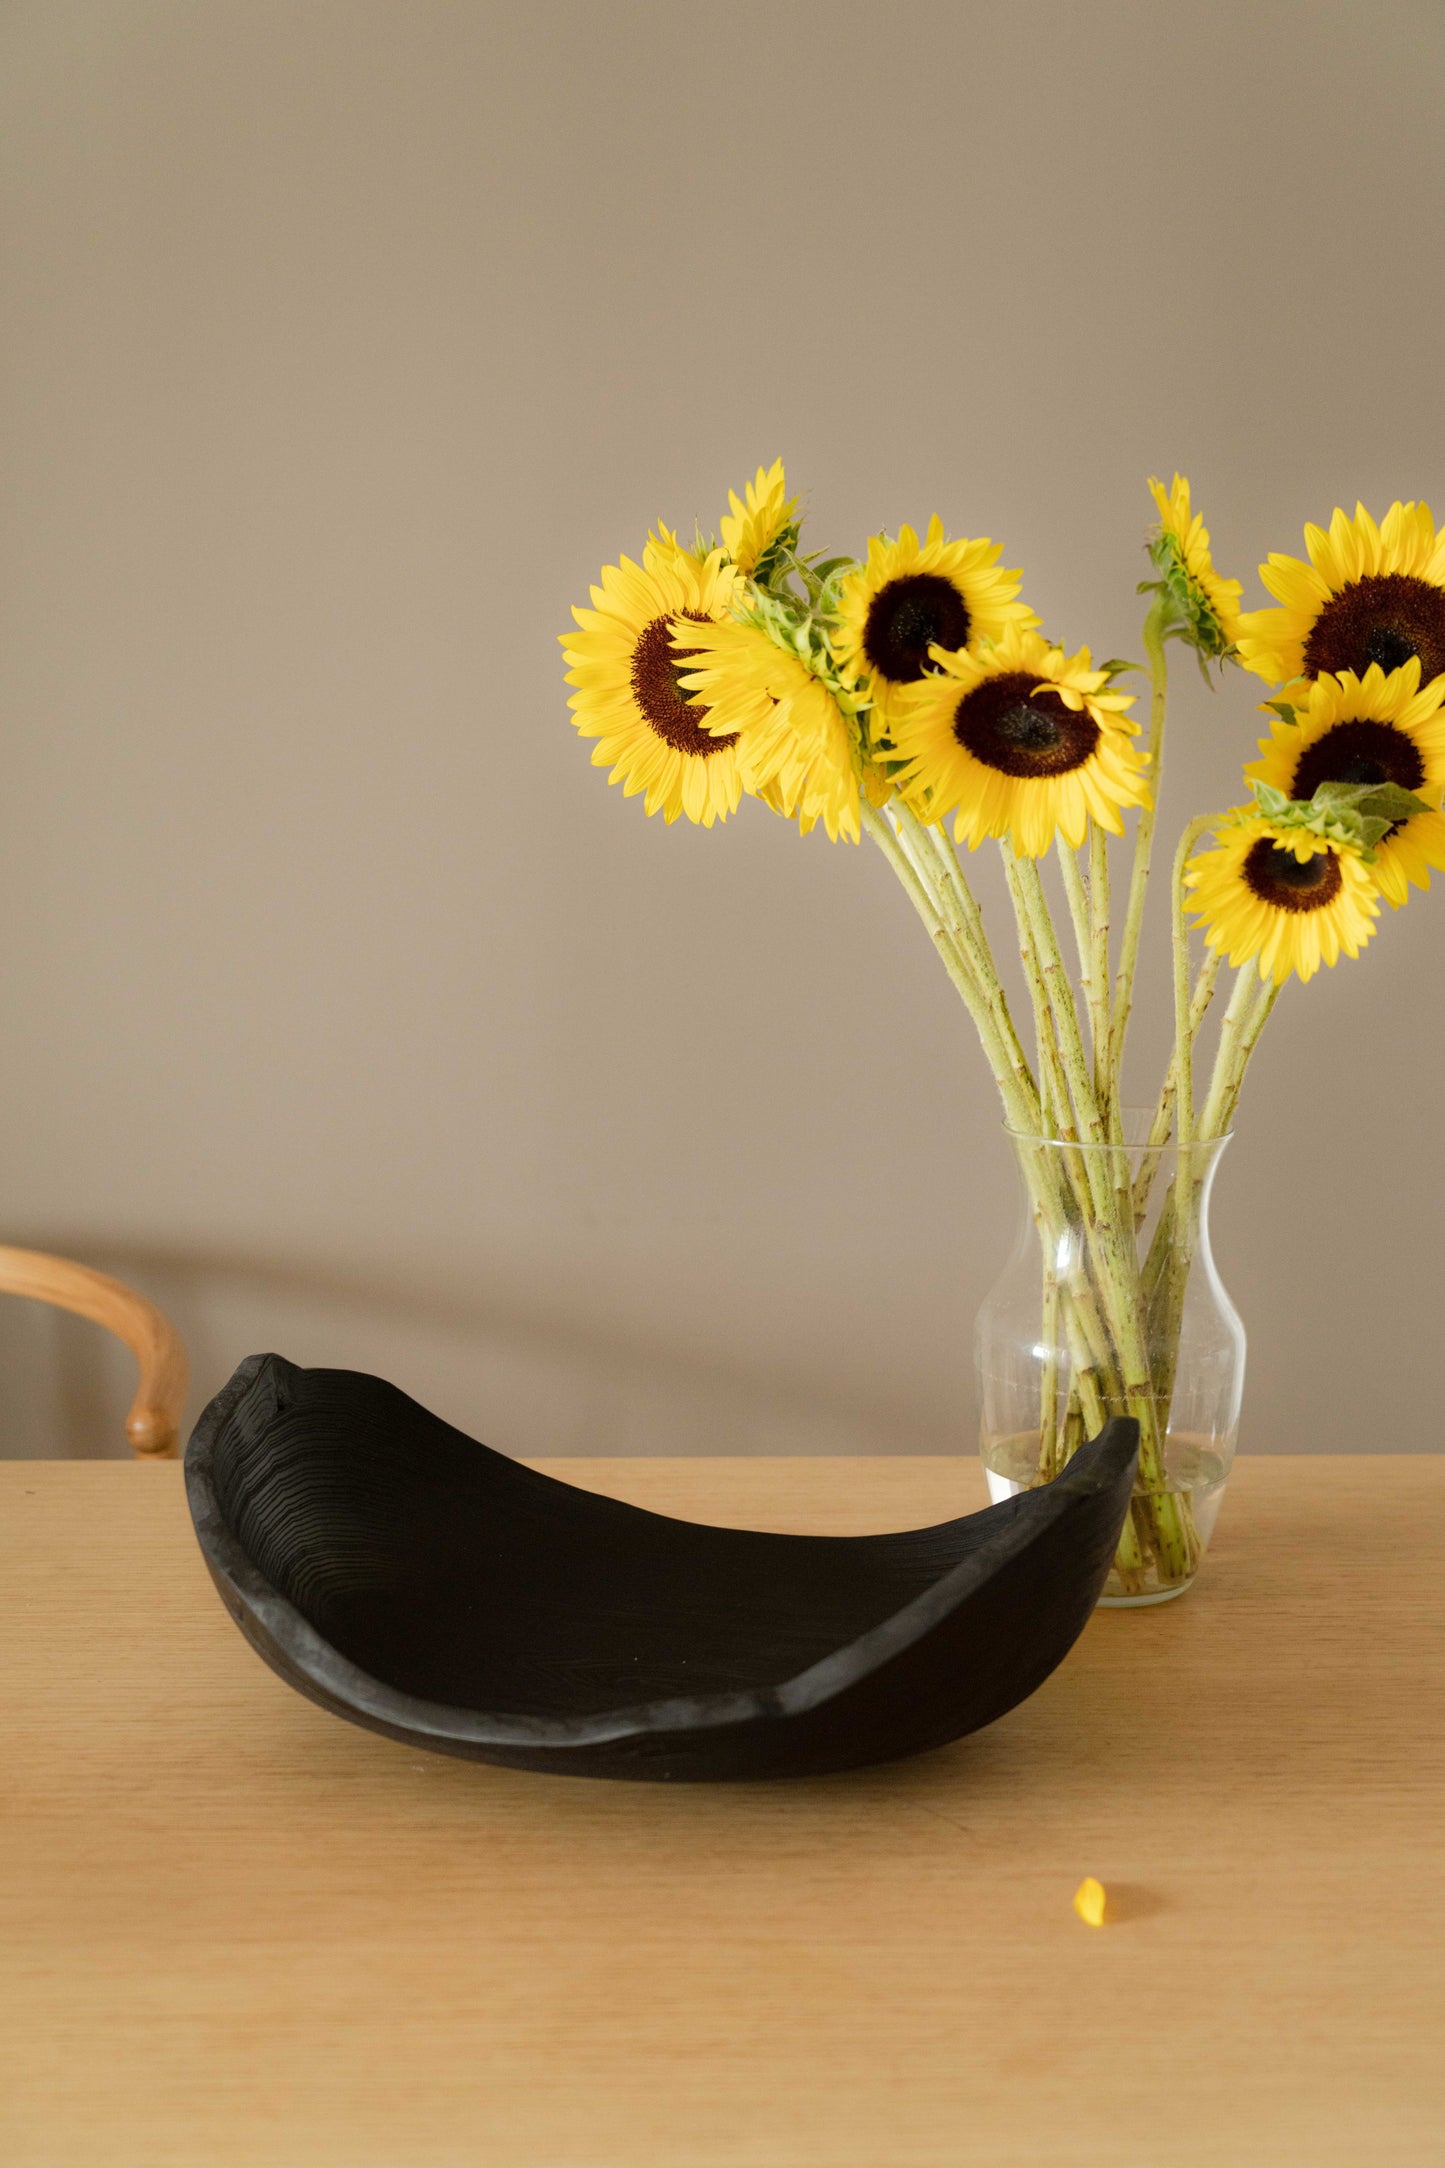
[1073,1876,1107,1927]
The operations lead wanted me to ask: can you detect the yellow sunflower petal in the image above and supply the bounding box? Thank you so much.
[717,458,798,576]
[885,624,1144,859]
[560,545,746,827]
[676,617,864,843]
[1186,813,1381,982]
[1245,662,1445,908]
[1237,501,1445,688]
[1146,472,1244,652]
[831,521,1037,724]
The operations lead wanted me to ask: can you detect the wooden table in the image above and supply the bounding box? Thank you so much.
[3,1457,1442,2167]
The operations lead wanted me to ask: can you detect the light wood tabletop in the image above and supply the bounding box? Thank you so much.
[3,1455,1442,2168]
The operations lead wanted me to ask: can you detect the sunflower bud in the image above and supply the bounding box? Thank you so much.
[1141,474,1244,675]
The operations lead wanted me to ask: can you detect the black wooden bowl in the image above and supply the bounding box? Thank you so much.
[185,1354,1137,1783]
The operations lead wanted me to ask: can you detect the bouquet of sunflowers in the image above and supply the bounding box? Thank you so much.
[562,467,1443,1600]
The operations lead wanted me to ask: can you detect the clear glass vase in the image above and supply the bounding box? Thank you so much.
[976,1116,1244,1605]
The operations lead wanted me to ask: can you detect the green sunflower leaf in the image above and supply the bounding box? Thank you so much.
[1311,780,1430,826]
[1142,532,1236,668]
[1250,780,1291,820]
[1247,777,1430,862]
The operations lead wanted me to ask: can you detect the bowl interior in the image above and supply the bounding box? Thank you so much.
[211,1363,1009,1718]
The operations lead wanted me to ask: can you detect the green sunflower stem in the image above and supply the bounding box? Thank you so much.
[1001,850,1071,1121]
[887,808,1050,1148]
[896,804,1041,1122]
[1014,880,1136,1423]
[1132,949,1222,1228]
[1007,853,1109,1176]
[1000,851,1112,1252]
[1204,971,1284,1139]
[1111,596,1170,1091]
[861,801,988,1011]
[1059,843,1095,1014]
[1037,1263,1062,1481]
[1138,968,1254,1436]
[1059,837,1114,1138]
[1003,853,1107,1263]
[1088,821,1117,1132]
[1146,967,1283,1477]
[1113,1490,1153,1595]
[1198,965,1261,1141]
[861,800,1042,1143]
[1002,857,1119,1262]
[871,800,1206,1597]
[1146,814,1220,1454]
[883,812,1105,1371]
[867,803,1128,1434]
[1013,857,1098,1124]
[1171,816,1217,1152]
[1001,849,1197,1581]
[908,824,1125,1377]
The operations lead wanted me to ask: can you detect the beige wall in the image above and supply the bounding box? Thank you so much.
[3,0,1443,1458]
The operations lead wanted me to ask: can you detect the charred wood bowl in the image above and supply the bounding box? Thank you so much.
[185,1354,1138,1783]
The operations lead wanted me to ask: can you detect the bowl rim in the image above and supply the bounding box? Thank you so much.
[185,1352,1138,1758]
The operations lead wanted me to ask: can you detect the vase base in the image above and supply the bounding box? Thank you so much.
[1096,1578,1193,1609]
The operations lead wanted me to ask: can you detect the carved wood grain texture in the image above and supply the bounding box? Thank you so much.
[185,1355,1137,1780]
[2,1455,1443,2167]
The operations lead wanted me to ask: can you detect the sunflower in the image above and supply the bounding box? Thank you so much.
[1147,473,1243,654]
[1246,660,1445,908]
[560,545,747,826]
[831,518,1036,723]
[642,520,699,572]
[886,624,1146,857]
[1186,814,1380,983]
[718,459,798,577]
[1236,500,1445,688]
[675,615,863,842]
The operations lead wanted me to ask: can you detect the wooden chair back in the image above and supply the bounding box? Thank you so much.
[0,1246,190,1458]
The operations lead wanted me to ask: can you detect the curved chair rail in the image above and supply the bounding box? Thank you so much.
[0,1245,190,1458]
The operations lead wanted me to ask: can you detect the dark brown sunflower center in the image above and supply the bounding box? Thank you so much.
[1289,718,1425,838]
[862,573,971,683]
[1302,574,1445,684]
[952,672,1100,778]
[630,613,738,757]
[1242,839,1344,913]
